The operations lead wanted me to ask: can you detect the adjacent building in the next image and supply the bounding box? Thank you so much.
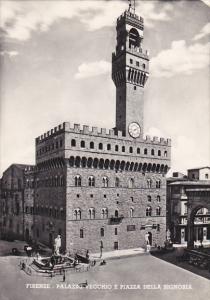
[0,164,35,241]
[167,167,210,244]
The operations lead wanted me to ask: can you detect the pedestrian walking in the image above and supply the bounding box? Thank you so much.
[63,270,66,282]
[100,240,103,258]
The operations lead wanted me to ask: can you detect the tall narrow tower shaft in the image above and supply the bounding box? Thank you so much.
[112,9,149,138]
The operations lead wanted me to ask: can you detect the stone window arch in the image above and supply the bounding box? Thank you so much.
[81,140,85,148]
[74,208,81,220]
[156,206,161,216]
[99,143,103,150]
[146,206,152,217]
[115,177,120,188]
[102,176,109,187]
[147,195,152,202]
[130,207,134,218]
[128,178,134,188]
[114,210,119,218]
[137,148,140,154]
[88,176,95,187]
[90,141,94,149]
[156,180,161,188]
[71,139,76,147]
[129,28,140,48]
[122,146,125,152]
[144,148,148,155]
[102,208,108,219]
[157,195,161,202]
[107,144,111,150]
[115,145,119,152]
[158,150,161,156]
[151,149,155,155]
[164,151,167,157]
[89,208,95,219]
[147,178,152,188]
[100,227,105,237]
[129,146,133,153]
[75,175,81,187]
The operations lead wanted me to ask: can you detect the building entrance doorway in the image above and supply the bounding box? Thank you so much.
[114,241,119,250]
[148,232,152,245]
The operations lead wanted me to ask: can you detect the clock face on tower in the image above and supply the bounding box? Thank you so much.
[128,122,141,138]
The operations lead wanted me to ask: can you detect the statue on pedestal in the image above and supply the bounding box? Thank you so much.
[54,235,61,255]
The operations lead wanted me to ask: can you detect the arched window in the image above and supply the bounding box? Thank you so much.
[144,148,148,155]
[129,147,133,153]
[80,228,84,238]
[129,28,140,48]
[156,180,161,188]
[147,178,152,188]
[115,145,119,152]
[164,151,167,157]
[100,228,104,237]
[73,208,81,220]
[99,143,103,150]
[89,208,95,219]
[130,207,134,218]
[147,195,151,202]
[158,150,161,156]
[90,142,94,149]
[102,208,108,219]
[146,206,152,216]
[157,195,161,202]
[151,149,155,155]
[128,178,134,188]
[137,148,140,154]
[156,206,161,216]
[88,176,95,187]
[102,176,109,187]
[115,210,119,218]
[122,146,125,152]
[115,177,120,187]
[75,175,81,187]
[107,144,111,150]
[81,141,85,148]
[71,139,76,147]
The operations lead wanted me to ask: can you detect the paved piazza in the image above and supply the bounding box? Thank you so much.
[0,254,209,300]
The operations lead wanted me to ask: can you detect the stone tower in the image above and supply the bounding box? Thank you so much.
[112,8,149,138]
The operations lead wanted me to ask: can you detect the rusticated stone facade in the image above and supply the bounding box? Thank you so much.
[34,121,170,252]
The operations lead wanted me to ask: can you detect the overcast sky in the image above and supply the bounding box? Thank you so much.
[0,0,210,176]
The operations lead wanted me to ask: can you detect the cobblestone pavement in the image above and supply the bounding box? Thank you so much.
[0,250,210,300]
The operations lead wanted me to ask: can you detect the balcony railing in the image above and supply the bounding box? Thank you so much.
[108,215,124,225]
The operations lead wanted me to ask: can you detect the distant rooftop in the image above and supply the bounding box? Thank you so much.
[188,166,210,171]
[169,180,210,186]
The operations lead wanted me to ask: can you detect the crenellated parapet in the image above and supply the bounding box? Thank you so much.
[36,122,171,146]
[36,122,66,144]
[117,10,144,30]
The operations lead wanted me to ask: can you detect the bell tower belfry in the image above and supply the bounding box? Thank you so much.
[112,3,149,138]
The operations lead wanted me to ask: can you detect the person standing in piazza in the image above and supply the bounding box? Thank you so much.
[100,240,103,258]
